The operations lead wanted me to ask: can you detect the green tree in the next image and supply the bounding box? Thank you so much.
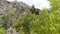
[30,5,40,15]
[15,13,34,34]
[15,0,60,34]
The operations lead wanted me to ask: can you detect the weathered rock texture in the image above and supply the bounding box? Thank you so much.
[0,0,31,34]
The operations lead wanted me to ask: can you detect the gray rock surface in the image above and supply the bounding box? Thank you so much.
[0,0,31,34]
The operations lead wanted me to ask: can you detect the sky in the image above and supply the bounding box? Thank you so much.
[7,0,50,9]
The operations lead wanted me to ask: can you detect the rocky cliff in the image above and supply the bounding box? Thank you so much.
[0,0,31,34]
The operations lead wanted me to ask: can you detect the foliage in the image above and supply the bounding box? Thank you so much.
[10,12,17,17]
[48,0,60,11]
[1,0,60,34]
[14,0,60,34]
[0,15,10,30]
[15,13,34,34]
[15,8,60,34]
[0,28,5,34]
[30,5,40,15]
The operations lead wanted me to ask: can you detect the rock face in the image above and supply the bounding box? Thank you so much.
[0,0,31,34]
[0,0,30,15]
[6,27,20,34]
[0,0,30,24]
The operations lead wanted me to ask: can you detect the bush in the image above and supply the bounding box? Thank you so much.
[0,28,5,34]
